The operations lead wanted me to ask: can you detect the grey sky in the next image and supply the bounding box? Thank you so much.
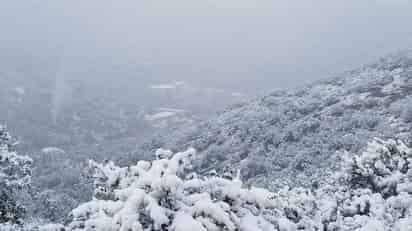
[1,0,412,93]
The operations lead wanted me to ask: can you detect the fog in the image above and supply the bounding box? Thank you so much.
[1,0,412,94]
[4,1,412,228]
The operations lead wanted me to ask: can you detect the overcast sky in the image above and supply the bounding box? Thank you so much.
[1,0,412,93]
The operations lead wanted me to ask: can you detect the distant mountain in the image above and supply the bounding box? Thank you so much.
[133,51,412,190]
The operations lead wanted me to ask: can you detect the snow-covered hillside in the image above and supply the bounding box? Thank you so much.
[2,51,412,230]
[134,51,412,189]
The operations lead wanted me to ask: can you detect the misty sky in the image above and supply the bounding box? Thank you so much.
[1,0,412,94]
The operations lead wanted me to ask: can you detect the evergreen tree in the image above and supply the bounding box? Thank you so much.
[0,125,32,225]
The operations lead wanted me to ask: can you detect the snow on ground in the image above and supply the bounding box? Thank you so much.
[41,147,66,154]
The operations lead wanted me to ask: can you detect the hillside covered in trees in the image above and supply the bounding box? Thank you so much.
[134,51,412,190]
[1,51,412,230]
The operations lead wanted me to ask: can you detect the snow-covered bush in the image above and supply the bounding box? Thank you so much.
[257,138,412,231]
[333,138,412,230]
[342,138,412,198]
[50,137,412,231]
[0,126,32,225]
[0,126,15,151]
[66,148,278,231]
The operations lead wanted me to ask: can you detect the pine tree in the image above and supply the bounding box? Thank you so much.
[0,125,32,225]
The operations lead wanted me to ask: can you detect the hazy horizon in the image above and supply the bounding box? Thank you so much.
[1,0,412,94]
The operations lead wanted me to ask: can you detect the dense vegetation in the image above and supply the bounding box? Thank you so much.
[63,138,412,231]
[0,126,32,226]
[1,51,412,230]
[134,51,412,190]
[2,137,412,230]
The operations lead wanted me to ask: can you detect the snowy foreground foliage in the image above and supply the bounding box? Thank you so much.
[2,135,412,230]
[68,148,276,231]
[13,138,408,231]
[0,126,32,226]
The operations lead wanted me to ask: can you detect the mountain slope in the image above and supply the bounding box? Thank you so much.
[133,51,412,189]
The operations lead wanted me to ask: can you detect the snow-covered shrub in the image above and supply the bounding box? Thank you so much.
[342,138,412,198]
[66,148,278,231]
[0,126,32,225]
[263,138,412,231]
[0,126,15,151]
[54,138,412,230]
[314,138,412,231]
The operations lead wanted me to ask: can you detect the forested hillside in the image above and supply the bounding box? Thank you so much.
[1,51,412,230]
[134,51,412,189]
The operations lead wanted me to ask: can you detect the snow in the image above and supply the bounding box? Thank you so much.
[144,109,195,129]
[63,148,282,230]
[171,212,207,231]
[158,108,186,113]
[231,92,244,97]
[137,51,412,192]
[41,147,66,154]
[4,125,412,230]
[4,51,412,230]
[39,224,65,231]
[155,148,173,159]
[0,127,33,226]
[357,220,385,231]
[395,218,412,231]
[145,111,177,121]
[149,81,187,90]
[149,84,177,89]
[277,218,297,231]
[58,139,412,230]
[13,87,25,96]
